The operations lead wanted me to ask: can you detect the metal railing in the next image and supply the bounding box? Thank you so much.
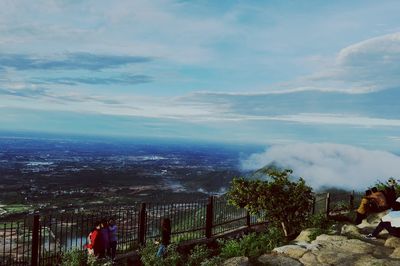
[1,197,266,265]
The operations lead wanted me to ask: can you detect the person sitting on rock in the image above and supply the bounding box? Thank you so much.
[355,190,374,225]
[370,187,388,212]
[366,210,400,239]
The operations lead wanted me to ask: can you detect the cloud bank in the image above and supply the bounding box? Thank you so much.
[241,143,400,190]
[304,32,400,94]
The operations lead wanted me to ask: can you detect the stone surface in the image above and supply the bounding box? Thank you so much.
[354,254,399,266]
[257,253,302,266]
[312,235,375,254]
[390,247,400,259]
[314,234,348,242]
[316,251,355,265]
[385,236,400,249]
[298,252,322,266]
[222,256,249,266]
[341,224,362,237]
[294,228,317,243]
[273,245,307,259]
[266,223,400,266]
[373,245,395,258]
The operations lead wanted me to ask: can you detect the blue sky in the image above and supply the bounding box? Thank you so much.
[1,0,400,153]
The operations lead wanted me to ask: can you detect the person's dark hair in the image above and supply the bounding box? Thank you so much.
[371,187,378,193]
[101,219,108,227]
[94,221,101,228]
[161,218,171,230]
[366,190,372,196]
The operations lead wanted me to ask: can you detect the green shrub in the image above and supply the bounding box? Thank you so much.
[140,242,183,266]
[187,244,211,266]
[306,213,332,230]
[331,200,350,212]
[218,238,241,258]
[60,249,113,266]
[219,228,285,259]
[60,249,87,266]
[200,256,224,266]
[228,167,313,236]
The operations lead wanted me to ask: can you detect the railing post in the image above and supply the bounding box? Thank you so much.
[138,203,147,245]
[246,210,251,227]
[349,190,354,211]
[205,196,214,238]
[31,214,40,266]
[312,196,316,215]
[325,193,330,218]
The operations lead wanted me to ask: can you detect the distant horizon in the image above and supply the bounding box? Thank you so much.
[1,130,400,191]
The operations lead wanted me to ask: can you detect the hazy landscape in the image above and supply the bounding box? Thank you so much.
[0,132,262,220]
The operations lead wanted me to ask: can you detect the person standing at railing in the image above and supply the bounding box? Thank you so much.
[156,218,171,257]
[85,221,103,257]
[100,219,110,258]
[108,218,118,261]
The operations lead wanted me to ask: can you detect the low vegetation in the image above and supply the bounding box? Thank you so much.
[227,167,313,236]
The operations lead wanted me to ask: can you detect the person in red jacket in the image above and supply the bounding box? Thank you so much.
[85,222,103,256]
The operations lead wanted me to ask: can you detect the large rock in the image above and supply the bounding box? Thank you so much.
[273,245,307,259]
[385,236,400,248]
[257,253,302,266]
[272,227,400,265]
[222,256,249,266]
[312,234,375,254]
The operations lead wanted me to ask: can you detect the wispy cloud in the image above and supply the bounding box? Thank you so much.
[31,74,153,86]
[0,87,47,98]
[0,53,153,71]
[0,86,124,105]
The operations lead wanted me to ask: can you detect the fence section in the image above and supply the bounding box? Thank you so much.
[0,197,267,265]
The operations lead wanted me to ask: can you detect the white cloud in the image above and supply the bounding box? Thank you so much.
[302,32,400,93]
[241,143,400,190]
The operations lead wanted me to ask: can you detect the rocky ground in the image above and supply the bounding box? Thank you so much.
[222,211,400,266]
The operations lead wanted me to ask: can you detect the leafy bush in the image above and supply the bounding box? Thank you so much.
[186,245,211,266]
[60,249,87,266]
[218,238,241,258]
[200,256,224,266]
[375,179,400,195]
[228,167,313,236]
[219,228,285,259]
[140,242,183,266]
[331,200,350,212]
[306,213,332,230]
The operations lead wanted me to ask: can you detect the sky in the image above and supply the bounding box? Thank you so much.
[1,1,400,187]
